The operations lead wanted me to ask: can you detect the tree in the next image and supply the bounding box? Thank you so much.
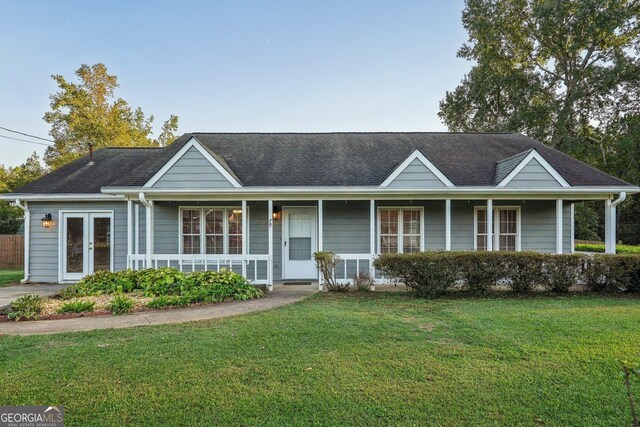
[0,152,47,234]
[43,63,179,169]
[439,0,640,243]
[439,0,640,155]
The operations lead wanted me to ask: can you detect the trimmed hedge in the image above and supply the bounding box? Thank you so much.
[373,251,640,297]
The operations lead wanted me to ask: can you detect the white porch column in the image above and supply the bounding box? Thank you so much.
[605,198,614,254]
[570,203,575,253]
[318,200,323,291]
[134,204,140,269]
[146,202,154,268]
[242,200,247,278]
[370,199,376,291]
[127,199,133,269]
[445,199,451,251]
[556,199,563,254]
[486,199,493,251]
[267,200,274,291]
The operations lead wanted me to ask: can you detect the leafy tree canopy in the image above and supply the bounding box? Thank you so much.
[43,63,179,169]
[439,0,640,158]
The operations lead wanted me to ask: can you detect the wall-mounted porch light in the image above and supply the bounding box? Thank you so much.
[272,205,281,221]
[41,213,53,228]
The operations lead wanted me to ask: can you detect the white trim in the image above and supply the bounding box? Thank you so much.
[143,137,242,188]
[556,199,563,254]
[58,210,115,282]
[475,205,522,251]
[377,206,425,254]
[14,200,30,283]
[0,194,125,201]
[134,204,140,257]
[570,203,575,254]
[445,199,451,251]
[379,149,454,187]
[127,199,133,269]
[267,200,274,291]
[318,200,323,289]
[486,200,493,251]
[497,149,571,188]
[369,200,376,254]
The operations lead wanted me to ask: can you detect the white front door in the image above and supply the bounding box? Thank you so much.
[61,212,113,281]
[283,207,317,279]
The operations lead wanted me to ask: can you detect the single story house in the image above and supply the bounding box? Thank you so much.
[3,132,638,290]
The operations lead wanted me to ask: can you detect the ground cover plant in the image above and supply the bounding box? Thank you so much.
[2,268,263,320]
[1,293,639,425]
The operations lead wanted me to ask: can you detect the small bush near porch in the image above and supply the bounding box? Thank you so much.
[1,293,639,425]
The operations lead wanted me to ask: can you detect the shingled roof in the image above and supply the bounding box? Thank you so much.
[12,132,634,194]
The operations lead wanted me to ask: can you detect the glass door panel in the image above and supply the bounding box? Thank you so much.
[66,217,84,274]
[92,216,111,271]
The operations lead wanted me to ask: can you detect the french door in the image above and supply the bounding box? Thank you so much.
[61,212,113,281]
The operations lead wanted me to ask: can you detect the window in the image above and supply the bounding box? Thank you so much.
[379,208,423,254]
[181,207,245,255]
[474,206,520,251]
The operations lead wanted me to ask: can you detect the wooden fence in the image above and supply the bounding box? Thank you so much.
[0,235,24,269]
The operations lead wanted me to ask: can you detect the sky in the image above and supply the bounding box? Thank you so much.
[0,0,471,167]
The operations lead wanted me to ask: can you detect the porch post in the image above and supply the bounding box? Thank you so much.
[445,199,451,251]
[318,200,323,291]
[556,199,563,254]
[127,199,133,269]
[570,203,575,253]
[604,198,614,254]
[370,199,376,291]
[242,200,247,278]
[267,199,274,291]
[146,202,154,268]
[134,204,140,269]
[486,199,493,251]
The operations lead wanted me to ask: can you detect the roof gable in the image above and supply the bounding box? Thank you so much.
[496,149,569,188]
[144,137,242,188]
[380,149,454,187]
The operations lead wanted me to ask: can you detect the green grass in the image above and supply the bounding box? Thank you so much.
[575,243,640,254]
[1,293,639,426]
[0,269,22,286]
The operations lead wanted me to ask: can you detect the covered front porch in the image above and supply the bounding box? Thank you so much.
[121,191,625,292]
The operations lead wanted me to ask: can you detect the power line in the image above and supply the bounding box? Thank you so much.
[0,134,52,146]
[0,126,53,143]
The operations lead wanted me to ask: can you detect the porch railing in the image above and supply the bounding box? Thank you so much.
[332,253,391,285]
[128,254,271,285]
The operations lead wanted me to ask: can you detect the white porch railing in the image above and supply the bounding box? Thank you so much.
[332,253,390,285]
[129,254,271,285]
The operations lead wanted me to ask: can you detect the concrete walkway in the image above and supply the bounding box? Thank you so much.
[0,283,69,309]
[0,285,316,336]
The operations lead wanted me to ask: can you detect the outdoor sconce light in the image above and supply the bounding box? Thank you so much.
[272,206,280,221]
[41,213,53,228]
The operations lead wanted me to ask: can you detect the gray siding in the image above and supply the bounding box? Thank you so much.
[505,158,563,188]
[152,146,235,189]
[451,201,475,250]
[386,158,447,188]
[27,201,128,283]
[323,201,370,253]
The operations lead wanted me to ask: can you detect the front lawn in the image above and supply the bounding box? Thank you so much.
[575,242,640,254]
[0,269,22,287]
[1,293,639,426]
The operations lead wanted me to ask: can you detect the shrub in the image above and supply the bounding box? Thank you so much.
[584,254,640,293]
[137,268,186,296]
[506,252,545,293]
[352,271,374,292]
[61,269,140,298]
[575,243,640,254]
[7,295,43,321]
[147,295,185,308]
[314,251,349,291]
[456,252,508,295]
[541,254,584,293]
[57,300,96,314]
[374,252,458,297]
[107,294,134,315]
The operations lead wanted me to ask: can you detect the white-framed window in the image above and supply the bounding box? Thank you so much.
[474,206,521,251]
[180,207,247,255]
[378,207,424,253]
